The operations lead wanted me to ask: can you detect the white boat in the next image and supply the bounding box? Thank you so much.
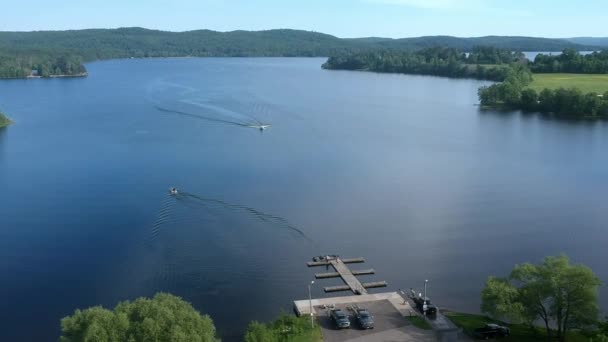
[249,124,271,131]
[170,188,178,195]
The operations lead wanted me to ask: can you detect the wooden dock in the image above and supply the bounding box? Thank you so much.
[315,269,375,279]
[323,281,388,293]
[306,257,365,267]
[307,256,387,295]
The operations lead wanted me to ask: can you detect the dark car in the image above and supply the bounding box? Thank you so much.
[412,296,438,316]
[355,309,374,329]
[330,309,351,329]
[473,323,510,339]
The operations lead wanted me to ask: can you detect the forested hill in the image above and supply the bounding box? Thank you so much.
[349,35,594,51]
[0,28,597,58]
[566,37,608,48]
[0,27,599,78]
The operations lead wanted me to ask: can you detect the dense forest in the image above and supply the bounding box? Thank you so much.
[322,46,525,81]
[0,27,598,79]
[0,53,86,78]
[566,37,608,47]
[531,49,608,73]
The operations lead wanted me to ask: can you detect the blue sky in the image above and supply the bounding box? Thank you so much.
[2,0,606,38]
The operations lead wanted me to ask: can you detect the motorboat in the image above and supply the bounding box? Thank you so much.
[170,187,178,195]
[248,124,271,131]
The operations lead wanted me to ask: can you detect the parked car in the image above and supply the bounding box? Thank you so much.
[412,296,438,316]
[354,308,374,329]
[473,323,510,339]
[330,309,351,329]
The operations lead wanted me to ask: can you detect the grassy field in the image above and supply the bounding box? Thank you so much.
[528,73,608,94]
[445,312,589,342]
[290,325,323,342]
[408,316,433,330]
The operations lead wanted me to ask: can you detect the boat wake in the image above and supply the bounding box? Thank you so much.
[147,80,271,130]
[177,191,311,241]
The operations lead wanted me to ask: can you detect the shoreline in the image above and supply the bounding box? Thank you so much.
[0,72,88,80]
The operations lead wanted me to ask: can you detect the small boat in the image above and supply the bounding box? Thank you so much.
[170,187,178,195]
[248,124,271,131]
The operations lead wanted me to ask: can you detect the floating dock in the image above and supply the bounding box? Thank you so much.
[306,257,365,267]
[307,256,387,295]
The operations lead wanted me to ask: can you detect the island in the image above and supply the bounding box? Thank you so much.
[0,112,12,128]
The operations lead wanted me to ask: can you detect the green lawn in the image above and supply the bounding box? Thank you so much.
[408,316,432,330]
[528,73,608,94]
[290,325,323,342]
[445,312,589,342]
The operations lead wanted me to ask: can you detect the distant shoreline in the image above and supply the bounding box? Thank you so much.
[0,72,88,80]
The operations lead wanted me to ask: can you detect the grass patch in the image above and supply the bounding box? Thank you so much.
[528,73,608,94]
[408,316,432,330]
[244,315,323,342]
[290,321,323,342]
[0,112,12,128]
[445,312,589,341]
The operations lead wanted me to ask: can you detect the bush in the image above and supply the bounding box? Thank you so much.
[60,293,218,342]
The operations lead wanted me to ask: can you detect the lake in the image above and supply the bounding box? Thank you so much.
[0,58,606,341]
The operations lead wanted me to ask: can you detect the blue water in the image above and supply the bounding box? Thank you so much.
[0,58,607,341]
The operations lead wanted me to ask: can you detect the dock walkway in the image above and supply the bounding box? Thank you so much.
[332,258,366,294]
[307,256,387,294]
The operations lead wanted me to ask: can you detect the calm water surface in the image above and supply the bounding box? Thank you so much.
[0,58,606,341]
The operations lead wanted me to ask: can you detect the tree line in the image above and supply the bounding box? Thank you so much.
[0,27,598,79]
[532,49,608,73]
[0,53,86,78]
[322,46,524,81]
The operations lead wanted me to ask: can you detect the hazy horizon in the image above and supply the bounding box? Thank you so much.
[1,0,606,38]
[1,26,605,40]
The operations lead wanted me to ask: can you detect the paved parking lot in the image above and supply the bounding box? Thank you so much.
[317,299,436,342]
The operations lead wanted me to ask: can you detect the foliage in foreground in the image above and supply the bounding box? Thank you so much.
[480,255,601,342]
[244,314,322,342]
[60,293,218,342]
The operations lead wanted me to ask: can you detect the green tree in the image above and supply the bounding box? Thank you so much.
[244,321,277,342]
[520,88,539,110]
[60,293,218,342]
[481,255,601,342]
